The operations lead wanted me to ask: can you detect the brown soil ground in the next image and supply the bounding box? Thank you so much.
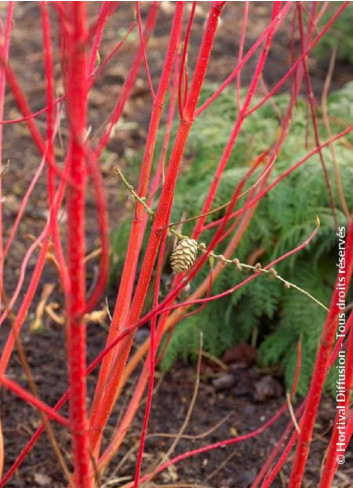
[1,2,353,488]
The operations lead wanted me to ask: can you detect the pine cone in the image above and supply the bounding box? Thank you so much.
[170,238,199,273]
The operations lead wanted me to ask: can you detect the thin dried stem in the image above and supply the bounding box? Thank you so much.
[321,47,351,220]
[286,392,301,434]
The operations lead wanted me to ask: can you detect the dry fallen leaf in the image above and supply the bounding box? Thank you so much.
[45,302,65,326]
[84,309,107,325]
[31,283,55,331]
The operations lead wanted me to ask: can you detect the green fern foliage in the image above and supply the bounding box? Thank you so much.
[110,83,353,395]
[314,3,353,65]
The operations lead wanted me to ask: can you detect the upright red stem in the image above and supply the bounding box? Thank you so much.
[319,308,353,486]
[0,0,13,322]
[193,2,282,238]
[247,2,349,116]
[126,0,226,327]
[89,2,184,453]
[297,3,338,229]
[88,2,119,76]
[289,219,353,487]
[95,2,158,157]
[91,0,226,462]
[178,1,196,118]
[62,3,91,486]
[135,1,156,99]
[40,1,55,204]
[236,1,249,111]
[96,63,306,469]
[134,230,168,487]
[196,2,293,117]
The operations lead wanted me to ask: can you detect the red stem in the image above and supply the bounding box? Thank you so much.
[193,1,282,238]
[297,3,338,229]
[0,51,76,187]
[178,1,196,118]
[149,47,180,199]
[127,0,226,326]
[88,2,119,76]
[0,392,68,487]
[0,1,13,327]
[0,375,69,428]
[262,429,298,487]
[247,1,349,117]
[89,3,226,459]
[62,3,91,486]
[289,219,353,487]
[90,20,136,84]
[319,311,353,485]
[90,117,351,470]
[134,229,168,486]
[236,1,249,111]
[136,403,289,486]
[41,1,71,296]
[89,2,184,455]
[83,147,109,314]
[96,17,302,470]
[196,2,293,117]
[136,1,156,100]
[204,123,353,231]
[0,144,70,376]
[40,1,56,204]
[253,341,304,487]
[95,2,158,157]
[252,406,302,487]
[0,209,323,483]
[96,88,307,468]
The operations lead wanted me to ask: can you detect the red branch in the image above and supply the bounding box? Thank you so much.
[61,3,91,486]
